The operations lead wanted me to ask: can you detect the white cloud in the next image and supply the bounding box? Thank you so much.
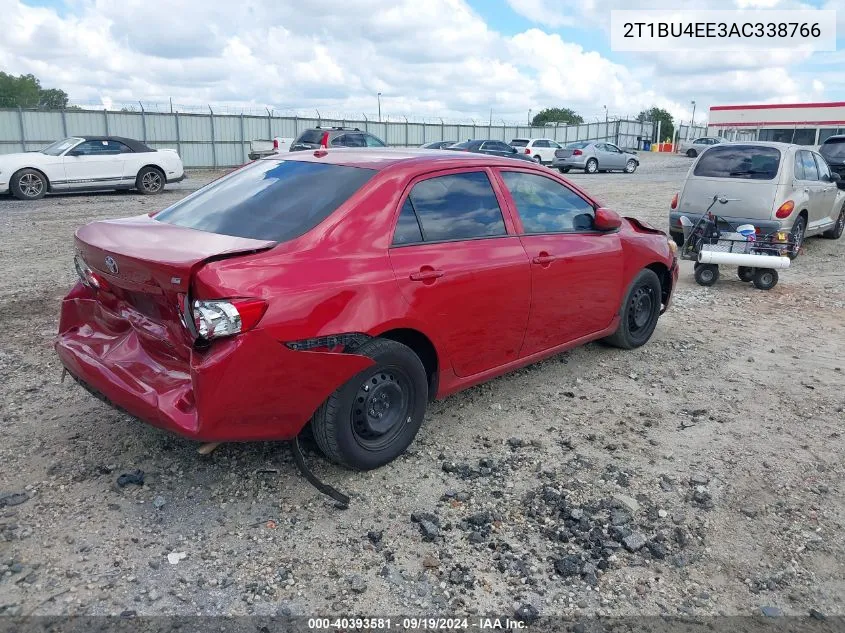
[0,0,835,126]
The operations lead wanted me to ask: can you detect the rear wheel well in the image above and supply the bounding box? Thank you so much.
[645,262,671,306]
[378,328,438,400]
[138,164,166,181]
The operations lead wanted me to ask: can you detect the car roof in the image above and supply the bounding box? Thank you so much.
[263,147,537,170]
[822,135,845,143]
[716,141,799,151]
[79,136,153,152]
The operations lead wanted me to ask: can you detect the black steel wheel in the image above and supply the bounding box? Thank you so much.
[310,338,428,470]
[694,263,719,286]
[737,266,754,282]
[753,268,778,290]
[603,268,662,349]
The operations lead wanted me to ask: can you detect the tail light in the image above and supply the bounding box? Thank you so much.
[272,138,279,150]
[74,253,109,291]
[775,200,794,219]
[572,149,583,156]
[670,193,678,210]
[524,148,531,154]
[320,132,330,148]
[192,298,267,340]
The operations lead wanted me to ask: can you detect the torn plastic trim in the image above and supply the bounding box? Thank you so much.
[291,436,350,508]
[285,333,371,353]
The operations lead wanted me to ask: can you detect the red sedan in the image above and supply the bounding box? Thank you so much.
[57,149,678,470]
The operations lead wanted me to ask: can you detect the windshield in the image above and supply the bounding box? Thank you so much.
[821,139,845,162]
[155,159,376,241]
[693,145,781,180]
[510,139,529,147]
[41,138,81,156]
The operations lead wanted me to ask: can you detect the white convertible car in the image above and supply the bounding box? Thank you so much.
[0,136,185,200]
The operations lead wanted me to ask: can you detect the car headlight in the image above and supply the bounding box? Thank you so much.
[667,237,678,255]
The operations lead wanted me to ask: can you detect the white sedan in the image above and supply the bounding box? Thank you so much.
[0,136,185,200]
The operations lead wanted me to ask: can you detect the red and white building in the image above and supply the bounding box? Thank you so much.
[708,102,845,146]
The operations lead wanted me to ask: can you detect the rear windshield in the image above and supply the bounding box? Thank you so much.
[566,141,590,149]
[296,130,324,144]
[821,138,845,161]
[154,160,376,241]
[510,139,529,147]
[693,145,781,180]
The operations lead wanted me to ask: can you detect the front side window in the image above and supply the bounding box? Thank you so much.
[155,160,376,242]
[41,138,82,156]
[693,145,781,180]
[72,140,122,155]
[405,171,507,242]
[501,171,595,233]
[606,144,622,153]
[814,154,831,181]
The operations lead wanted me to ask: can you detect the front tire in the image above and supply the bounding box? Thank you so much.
[624,159,637,173]
[136,166,165,194]
[585,158,598,174]
[533,155,542,164]
[11,169,47,200]
[753,268,778,290]
[694,263,719,286]
[311,338,428,470]
[603,269,662,349]
[737,266,754,282]
[822,204,845,239]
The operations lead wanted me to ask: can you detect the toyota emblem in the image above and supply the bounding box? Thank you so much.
[104,256,119,275]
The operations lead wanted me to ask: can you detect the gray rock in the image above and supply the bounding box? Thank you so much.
[613,494,640,514]
[349,575,367,594]
[152,496,166,509]
[418,520,440,541]
[514,603,539,623]
[689,473,710,486]
[570,508,584,521]
[554,555,581,577]
[760,606,783,617]
[623,533,647,552]
[610,509,632,526]
[0,492,29,507]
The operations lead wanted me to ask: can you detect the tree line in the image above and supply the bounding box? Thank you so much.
[0,72,69,109]
[532,106,675,141]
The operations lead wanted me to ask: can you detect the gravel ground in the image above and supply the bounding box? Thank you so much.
[1,153,843,620]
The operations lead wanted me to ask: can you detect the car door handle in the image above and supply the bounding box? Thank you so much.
[532,254,556,265]
[409,269,445,281]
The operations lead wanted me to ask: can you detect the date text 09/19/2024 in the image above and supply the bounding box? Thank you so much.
[307,617,528,630]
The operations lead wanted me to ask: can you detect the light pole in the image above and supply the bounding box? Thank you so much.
[377,93,382,122]
[528,109,532,126]
[689,100,696,140]
[603,105,608,127]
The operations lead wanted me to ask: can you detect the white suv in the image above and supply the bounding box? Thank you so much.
[510,138,562,165]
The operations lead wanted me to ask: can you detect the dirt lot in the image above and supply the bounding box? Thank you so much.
[1,153,843,620]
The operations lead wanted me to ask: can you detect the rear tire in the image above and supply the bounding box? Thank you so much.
[822,204,845,239]
[737,266,754,282]
[686,149,697,158]
[585,158,598,174]
[558,167,570,174]
[311,338,428,470]
[603,269,662,350]
[136,166,165,194]
[533,155,542,164]
[753,268,778,290]
[10,168,47,200]
[788,215,806,259]
[694,263,719,286]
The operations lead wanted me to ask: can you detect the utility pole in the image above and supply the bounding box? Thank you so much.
[528,109,532,126]
[377,93,382,122]
[689,100,696,140]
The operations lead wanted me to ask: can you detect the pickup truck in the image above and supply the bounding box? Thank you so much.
[248,137,293,160]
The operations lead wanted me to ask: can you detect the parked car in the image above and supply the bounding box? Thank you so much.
[446,139,534,161]
[248,137,293,160]
[819,134,845,178]
[290,127,386,151]
[552,141,639,174]
[678,137,725,158]
[669,142,845,251]
[420,141,457,149]
[510,138,563,164]
[0,136,184,200]
[57,149,678,470]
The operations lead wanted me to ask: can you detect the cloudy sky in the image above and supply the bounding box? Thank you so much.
[0,0,842,124]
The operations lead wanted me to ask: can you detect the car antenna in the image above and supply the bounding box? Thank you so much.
[291,436,350,509]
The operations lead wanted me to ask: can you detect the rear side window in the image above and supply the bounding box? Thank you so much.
[154,160,375,241]
[403,172,506,242]
[296,130,324,144]
[693,145,780,180]
[365,135,386,147]
[393,199,423,245]
[501,171,595,233]
[797,151,819,181]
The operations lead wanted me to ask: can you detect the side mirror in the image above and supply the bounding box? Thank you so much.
[829,172,841,182]
[511,147,518,154]
[594,207,622,231]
